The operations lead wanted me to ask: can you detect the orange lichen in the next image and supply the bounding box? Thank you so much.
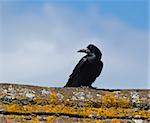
[47,116,55,122]
[101,91,130,108]
[8,104,23,112]
[0,102,149,119]
[111,119,120,123]
[31,117,39,123]
[49,92,58,100]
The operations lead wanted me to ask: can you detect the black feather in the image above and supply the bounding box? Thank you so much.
[65,44,103,87]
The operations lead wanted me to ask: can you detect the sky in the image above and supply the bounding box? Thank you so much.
[0,0,149,89]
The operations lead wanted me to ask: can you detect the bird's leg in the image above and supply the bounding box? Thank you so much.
[89,86,97,89]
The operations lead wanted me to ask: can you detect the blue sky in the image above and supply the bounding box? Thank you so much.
[2,1,148,30]
[0,0,149,89]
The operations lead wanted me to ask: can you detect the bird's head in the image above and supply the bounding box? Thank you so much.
[78,44,102,59]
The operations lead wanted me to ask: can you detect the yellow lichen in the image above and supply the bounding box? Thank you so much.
[101,91,130,108]
[0,103,149,119]
[111,119,120,123]
[47,116,55,122]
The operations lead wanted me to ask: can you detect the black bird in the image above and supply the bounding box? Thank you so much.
[65,44,103,87]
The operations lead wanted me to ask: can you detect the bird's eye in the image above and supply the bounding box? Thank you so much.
[88,45,92,50]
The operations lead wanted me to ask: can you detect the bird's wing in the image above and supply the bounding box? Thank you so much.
[96,60,103,77]
[65,56,88,86]
[71,57,88,76]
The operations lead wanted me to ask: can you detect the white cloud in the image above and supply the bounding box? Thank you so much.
[0,3,148,88]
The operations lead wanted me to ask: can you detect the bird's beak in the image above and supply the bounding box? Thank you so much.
[77,48,91,53]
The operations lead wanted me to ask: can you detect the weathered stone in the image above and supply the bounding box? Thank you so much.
[0,83,149,123]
